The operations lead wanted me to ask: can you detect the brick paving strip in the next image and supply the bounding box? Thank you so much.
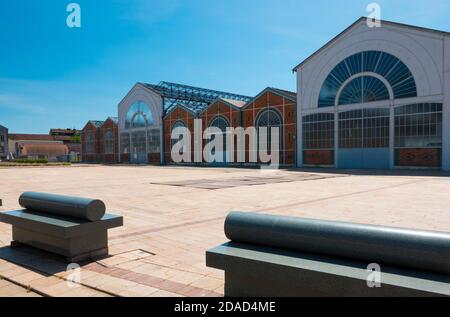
[0,275,43,297]
[83,262,221,297]
[0,257,113,297]
[0,247,221,297]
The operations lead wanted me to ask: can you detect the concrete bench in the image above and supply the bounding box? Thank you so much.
[0,192,123,263]
[206,212,450,297]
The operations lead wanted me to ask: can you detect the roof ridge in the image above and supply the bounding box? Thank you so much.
[293,17,450,71]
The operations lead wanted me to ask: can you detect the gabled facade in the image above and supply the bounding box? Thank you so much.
[198,98,245,164]
[294,17,450,170]
[99,117,120,163]
[163,104,197,164]
[81,118,120,164]
[81,120,104,163]
[242,88,297,166]
[118,83,164,164]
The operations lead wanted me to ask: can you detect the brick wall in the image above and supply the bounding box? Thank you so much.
[303,150,334,166]
[164,107,195,164]
[199,101,241,164]
[81,123,100,163]
[99,119,119,163]
[243,92,296,166]
[395,148,441,167]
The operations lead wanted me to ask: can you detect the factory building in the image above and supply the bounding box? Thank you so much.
[294,18,450,170]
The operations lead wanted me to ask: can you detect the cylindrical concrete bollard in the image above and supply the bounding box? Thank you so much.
[225,212,450,275]
[19,192,106,222]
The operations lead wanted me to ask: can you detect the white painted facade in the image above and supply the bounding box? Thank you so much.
[295,18,450,170]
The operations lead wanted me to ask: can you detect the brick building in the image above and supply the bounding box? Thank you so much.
[294,18,450,170]
[242,88,297,166]
[81,118,120,164]
[82,82,297,167]
[0,125,9,160]
[81,120,104,163]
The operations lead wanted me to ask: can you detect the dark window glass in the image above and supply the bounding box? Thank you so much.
[104,129,115,154]
[318,51,417,107]
[394,103,443,148]
[303,113,335,149]
[86,131,95,154]
[120,133,130,154]
[256,109,283,154]
[338,109,389,149]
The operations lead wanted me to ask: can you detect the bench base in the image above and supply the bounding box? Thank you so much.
[207,242,450,297]
[11,226,109,263]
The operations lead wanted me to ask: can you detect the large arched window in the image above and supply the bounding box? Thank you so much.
[125,101,154,129]
[256,109,283,153]
[319,51,417,107]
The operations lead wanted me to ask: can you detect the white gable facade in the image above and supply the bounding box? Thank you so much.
[295,18,450,170]
[117,83,164,164]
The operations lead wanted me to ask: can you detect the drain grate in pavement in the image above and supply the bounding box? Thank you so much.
[151,174,344,190]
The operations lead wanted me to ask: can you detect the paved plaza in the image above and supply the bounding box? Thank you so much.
[0,165,449,297]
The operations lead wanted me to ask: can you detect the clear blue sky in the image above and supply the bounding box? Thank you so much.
[1,0,449,133]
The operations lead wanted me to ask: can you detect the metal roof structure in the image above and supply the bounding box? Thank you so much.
[89,120,105,128]
[142,81,252,115]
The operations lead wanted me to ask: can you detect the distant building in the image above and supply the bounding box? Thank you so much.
[15,141,68,162]
[81,118,119,163]
[81,120,105,163]
[0,125,8,160]
[49,128,81,137]
[8,134,69,161]
[49,128,81,161]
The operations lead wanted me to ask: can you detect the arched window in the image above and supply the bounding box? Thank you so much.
[125,101,154,129]
[131,113,147,129]
[338,76,390,105]
[104,129,115,154]
[319,51,417,107]
[209,116,229,132]
[208,116,229,161]
[256,108,283,152]
[86,131,95,154]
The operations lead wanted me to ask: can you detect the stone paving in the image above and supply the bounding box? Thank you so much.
[0,165,449,297]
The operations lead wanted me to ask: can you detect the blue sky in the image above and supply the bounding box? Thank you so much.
[1,0,450,133]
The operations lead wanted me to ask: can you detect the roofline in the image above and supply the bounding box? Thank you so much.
[292,17,450,72]
[105,117,119,125]
[163,103,198,119]
[197,98,245,117]
[241,87,297,110]
[117,82,163,110]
